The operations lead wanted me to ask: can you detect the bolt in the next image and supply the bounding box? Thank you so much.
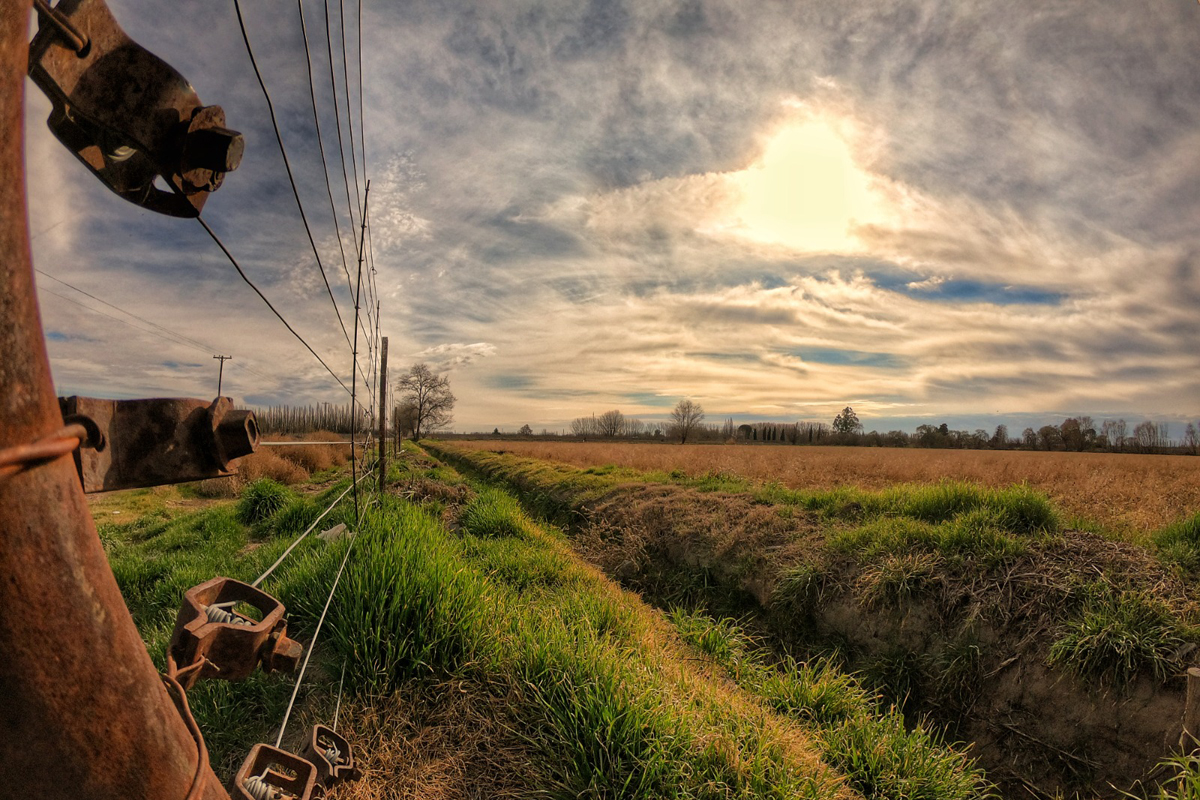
[265,629,303,674]
[212,408,258,466]
[183,125,244,174]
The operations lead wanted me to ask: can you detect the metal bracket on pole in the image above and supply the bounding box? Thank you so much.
[232,745,319,800]
[168,577,303,691]
[27,0,243,216]
[301,724,361,791]
[58,395,258,492]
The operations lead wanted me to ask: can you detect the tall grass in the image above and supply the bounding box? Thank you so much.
[668,609,993,800]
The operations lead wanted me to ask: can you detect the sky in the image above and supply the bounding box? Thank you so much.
[23,0,1200,435]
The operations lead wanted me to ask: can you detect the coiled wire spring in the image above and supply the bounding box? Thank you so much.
[203,601,254,626]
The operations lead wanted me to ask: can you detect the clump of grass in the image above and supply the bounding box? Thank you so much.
[237,478,293,524]
[669,609,991,800]
[771,562,827,616]
[459,487,533,539]
[1154,512,1200,574]
[858,552,941,609]
[1049,588,1186,685]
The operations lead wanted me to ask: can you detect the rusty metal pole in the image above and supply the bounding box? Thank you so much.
[0,4,229,798]
[377,336,387,493]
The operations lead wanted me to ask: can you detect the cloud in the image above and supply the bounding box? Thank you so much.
[411,342,497,371]
[22,0,1200,432]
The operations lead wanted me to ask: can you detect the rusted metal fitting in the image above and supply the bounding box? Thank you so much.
[300,725,361,790]
[168,577,302,691]
[232,744,318,800]
[58,396,258,492]
[27,0,243,217]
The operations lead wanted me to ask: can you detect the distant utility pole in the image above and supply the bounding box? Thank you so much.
[377,336,388,494]
[213,354,232,396]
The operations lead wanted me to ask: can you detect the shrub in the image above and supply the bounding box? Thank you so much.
[237,479,293,525]
[1154,512,1200,574]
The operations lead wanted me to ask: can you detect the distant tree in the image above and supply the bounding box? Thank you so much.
[1102,419,1127,451]
[397,362,455,441]
[1185,422,1199,455]
[1060,418,1085,451]
[493,427,500,435]
[570,417,595,439]
[1021,427,1037,449]
[396,401,419,439]
[832,406,863,436]
[1133,420,1161,452]
[596,410,625,437]
[1037,425,1062,451]
[625,418,646,437]
[670,399,705,444]
[518,424,533,436]
[991,424,1009,449]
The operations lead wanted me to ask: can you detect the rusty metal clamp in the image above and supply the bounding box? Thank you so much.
[168,577,302,691]
[28,0,243,216]
[58,396,258,492]
[233,744,319,800]
[300,725,360,791]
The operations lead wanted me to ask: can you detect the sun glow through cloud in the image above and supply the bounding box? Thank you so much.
[727,115,881,253]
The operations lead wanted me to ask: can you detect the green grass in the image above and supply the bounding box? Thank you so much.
[1049,586,1187,685]
[1154,512,1200,575]
[100,475,360,773]
[668,608,992,800]
[237,478,294,524]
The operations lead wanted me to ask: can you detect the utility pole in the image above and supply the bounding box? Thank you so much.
[377,336,388,494]
[0,6,228,797]
[213,354,232,396]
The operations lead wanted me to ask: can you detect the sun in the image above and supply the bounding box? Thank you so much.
[729,117,877,253]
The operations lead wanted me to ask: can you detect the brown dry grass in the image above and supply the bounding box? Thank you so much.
[453,440,1200,538]
[214,430,355,490]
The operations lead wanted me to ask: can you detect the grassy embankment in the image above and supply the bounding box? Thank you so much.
[425,441,1200,797]
[97,444,994,800]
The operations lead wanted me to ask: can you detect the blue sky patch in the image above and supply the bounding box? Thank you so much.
[794,348,905,369]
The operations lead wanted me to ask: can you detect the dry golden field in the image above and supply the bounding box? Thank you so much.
[456,440,1200,537]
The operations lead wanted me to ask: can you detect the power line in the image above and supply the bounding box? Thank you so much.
[296,0,363,330]
[232,0,356,356]
[337,0,363,221]
[323,0,360,256]
[196,215,356,401]
[37,268,218,355]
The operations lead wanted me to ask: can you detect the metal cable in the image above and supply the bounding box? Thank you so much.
[196,216,355,401]
[337,0,363,222]
[323,0,360,257]
[251,470,368,588]
[232,0,356,356]
[160,671,211,800]
[274,530,356,748]
[295,0,363,329]
[0,423,86,482]
[332,660,346,732]
[35,271,278,383]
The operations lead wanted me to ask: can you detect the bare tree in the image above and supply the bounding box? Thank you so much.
[1185,422,1199,455]
[570,416,595,439]
[596,410,625,437]
[670,399,705,444]
[397,363,455,441]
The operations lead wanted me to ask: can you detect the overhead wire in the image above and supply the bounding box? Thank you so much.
[337,0,363,221]
[196,216,357,402]
[323,0,360,253]
[34,270,279,383]
[232,0,356,356]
